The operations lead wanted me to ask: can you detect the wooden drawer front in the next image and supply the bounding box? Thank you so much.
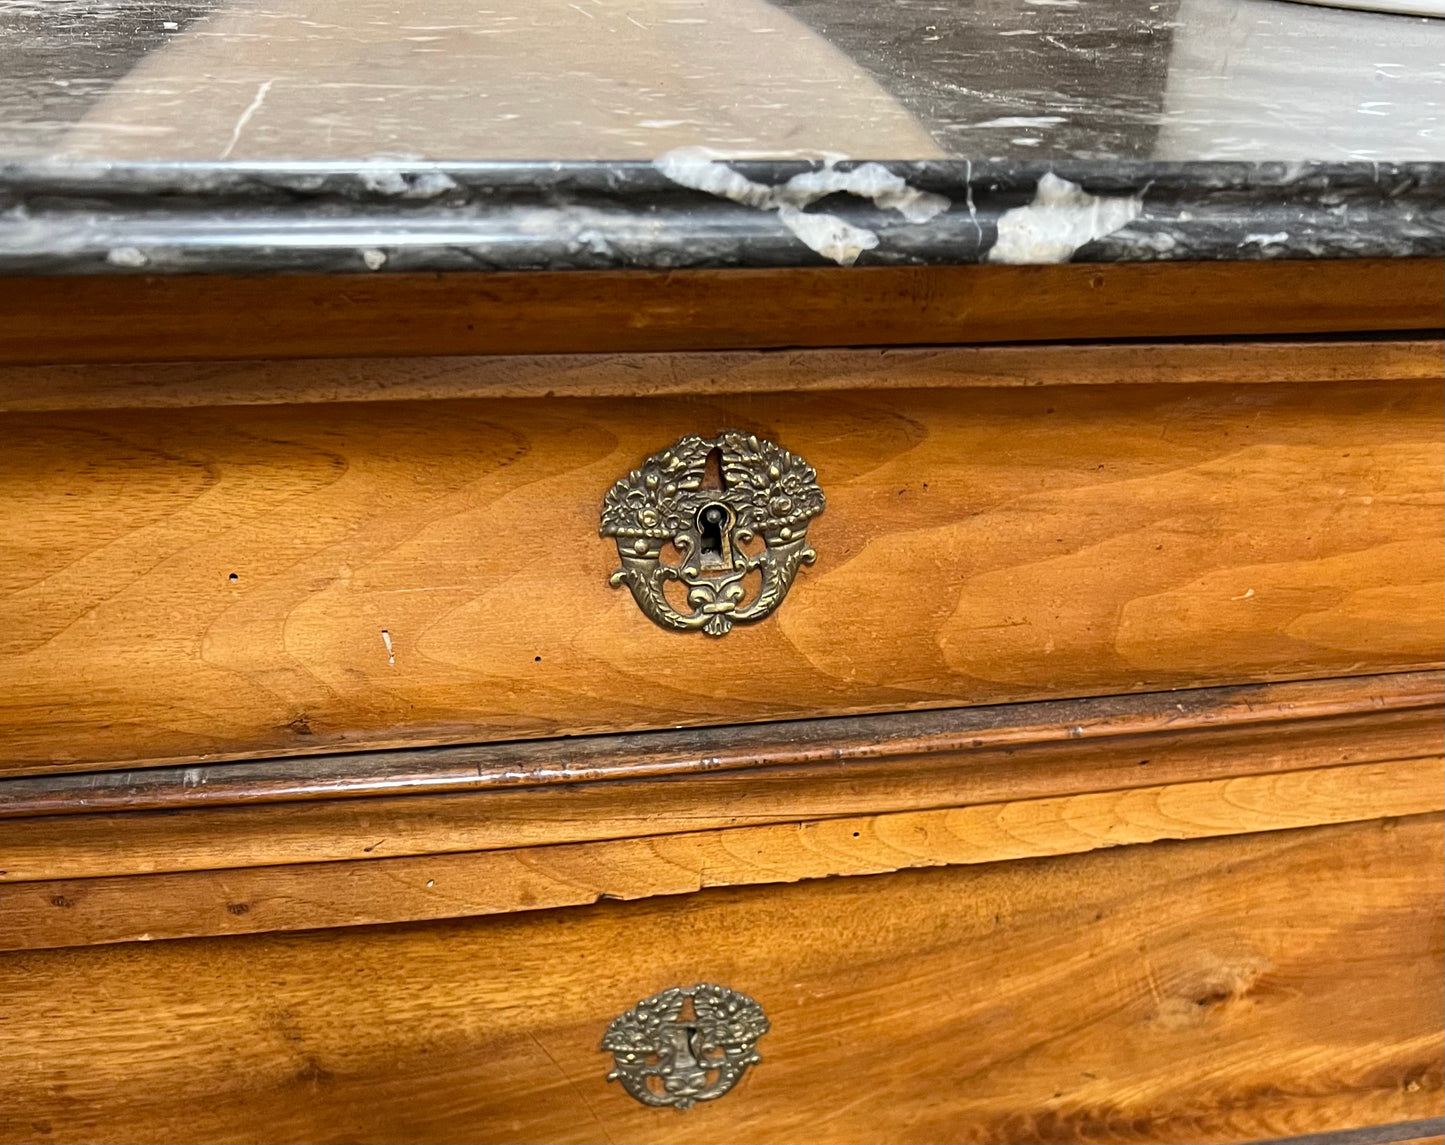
[1,376,1440,774]
[1,816,1439,1144]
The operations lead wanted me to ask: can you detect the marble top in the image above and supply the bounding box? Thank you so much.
[0,0,1441,272]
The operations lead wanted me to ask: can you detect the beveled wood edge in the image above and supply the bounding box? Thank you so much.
[2,670,1439,817]
[0,336,1439,410]
[8,709,1436,883]
[1253,1117,1445,1145]
[0,766,1437,952]
[1,260,1440,366]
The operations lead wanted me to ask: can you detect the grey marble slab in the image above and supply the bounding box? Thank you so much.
[1,158,1440,274]
[0,0,1441,272]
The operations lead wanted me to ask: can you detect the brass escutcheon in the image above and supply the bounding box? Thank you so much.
[600,431,824,636]
[602,984,770,1109]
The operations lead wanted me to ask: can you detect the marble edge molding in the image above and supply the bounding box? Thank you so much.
[0,155,1441,275]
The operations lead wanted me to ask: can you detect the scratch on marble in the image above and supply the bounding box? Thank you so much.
[220,78,276,160]
[1042,34,1093,58]
[971,116,1068,128]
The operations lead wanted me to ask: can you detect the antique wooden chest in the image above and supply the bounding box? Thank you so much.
[1,2,1442,1141]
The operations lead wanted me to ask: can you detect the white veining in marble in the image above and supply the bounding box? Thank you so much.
[656,146,949,264]
[987,172,1143,263]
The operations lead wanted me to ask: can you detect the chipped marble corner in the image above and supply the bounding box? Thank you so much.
[986,172,1143,265]
[653,147,951,267]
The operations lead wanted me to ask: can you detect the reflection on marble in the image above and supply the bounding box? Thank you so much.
[1158,0,1444,159]
[56,0,944,161]
[0,0,1440,161]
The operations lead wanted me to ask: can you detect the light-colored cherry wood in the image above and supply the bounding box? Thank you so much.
[1,378,1439,775]
[2,683,1437,882]
[0,338,1438,410]
[0,260,1440,366]
[0,815,1438,1144]
[2,756,1438,951]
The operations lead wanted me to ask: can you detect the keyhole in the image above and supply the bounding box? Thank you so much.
[698,503,728,561]
[695,500,737,572]
[696,447,732,568]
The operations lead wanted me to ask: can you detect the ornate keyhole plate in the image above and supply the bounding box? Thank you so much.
[600,431,825,636]
[602,984,770,1109]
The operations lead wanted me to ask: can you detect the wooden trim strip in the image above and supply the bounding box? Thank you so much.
[6,711,1435,882]
[2,671,1438,818]
[1,762,1437,951]
[1,260,1440,365]
[0,337,1439,411]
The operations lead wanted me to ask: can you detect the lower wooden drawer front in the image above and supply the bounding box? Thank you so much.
[2,367,1441,776]
[2,815,1439,1145]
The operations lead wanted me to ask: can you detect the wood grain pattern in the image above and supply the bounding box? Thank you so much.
[2,680,1438,882]
[2,756,1438,950]
[0,260,1440,365]
[0,816,1438,1144]
[0,338,1438,410]
[1,379,1440,775]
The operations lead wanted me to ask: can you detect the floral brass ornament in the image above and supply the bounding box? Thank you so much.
[600,431,824,636]
[602,984,770,1109]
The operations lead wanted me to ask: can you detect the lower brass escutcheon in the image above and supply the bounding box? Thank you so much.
[602,984,770,1109]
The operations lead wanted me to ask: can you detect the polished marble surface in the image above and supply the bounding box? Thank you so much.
[0,0,1441,271]
[2,0,1440,161]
